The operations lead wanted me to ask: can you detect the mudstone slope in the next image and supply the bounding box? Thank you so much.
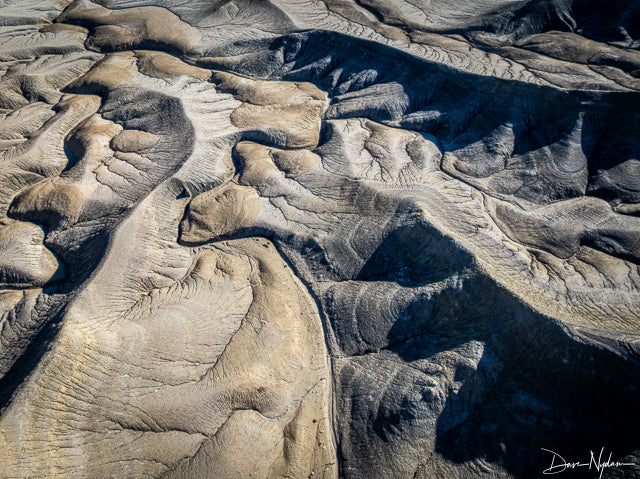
[0,1,639,478]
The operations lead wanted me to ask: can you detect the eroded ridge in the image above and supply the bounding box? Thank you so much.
[0,1,639,478]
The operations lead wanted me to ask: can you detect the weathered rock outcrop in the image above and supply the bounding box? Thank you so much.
[0,1,639,478]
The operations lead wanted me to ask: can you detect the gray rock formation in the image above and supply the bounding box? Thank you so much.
[0,1,639,478]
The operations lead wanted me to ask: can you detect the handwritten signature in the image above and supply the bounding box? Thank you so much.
[541,447,635,478]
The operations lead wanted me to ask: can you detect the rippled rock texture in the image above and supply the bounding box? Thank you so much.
[0,1,639,478]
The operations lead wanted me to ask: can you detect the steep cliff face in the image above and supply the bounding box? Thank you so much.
[0,1,639,478]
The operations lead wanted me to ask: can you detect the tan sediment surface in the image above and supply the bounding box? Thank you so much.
[0,1,639,478]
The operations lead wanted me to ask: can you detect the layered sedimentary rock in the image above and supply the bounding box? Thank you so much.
[0,1,639,478]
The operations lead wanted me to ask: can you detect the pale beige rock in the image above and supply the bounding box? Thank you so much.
[180,182,263,244]
[0,220,63,287]
[0,93,100,216]
[134,50,211,81]
[212,71,328,106]
[66,51,136,91]
[111,128,159,152]
[235,140,288,189]
[516,31,640,72]
[57,0,202,55]
[212,71,329,149]
[10,178,86,227]
[0,2,639,479]
[0,182,335,478]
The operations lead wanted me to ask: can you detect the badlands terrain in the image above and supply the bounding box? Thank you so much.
[0,0,639,477]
